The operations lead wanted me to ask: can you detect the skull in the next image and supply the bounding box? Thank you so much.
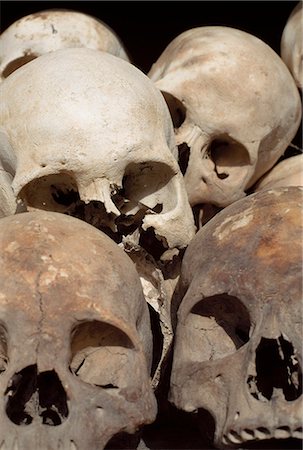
[0,210,157,448]
[148,26,302,208]
[254,154,303,192]
[0,47,195,263]
[170,187,302,448]
[0,8,130,80]
[281,2,303,89]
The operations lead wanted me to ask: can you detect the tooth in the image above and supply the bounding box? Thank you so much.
[255,427,271,440]
[70,441,77,450]
[234,411,240,421]
[241,429,255,440]
[274,427,291,439]
[293,427,303,439]
[227,431,243,444]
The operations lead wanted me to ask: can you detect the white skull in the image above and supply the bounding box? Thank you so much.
[170,187,302,448]
[0,210,157,448]
[0,47,195,262]
[0,8,130,80]
[254,154,303,192]
[281,2,303,89]
[148,26,302,208]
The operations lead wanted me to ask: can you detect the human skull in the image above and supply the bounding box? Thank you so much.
[0,8,130,80]
[170,187,302,448]
[281,2,303,89]
[0,210,157,448]
[0,47,196,263]
[254,154,303,192]
[148,26,302,208]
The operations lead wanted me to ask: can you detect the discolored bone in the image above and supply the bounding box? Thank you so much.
[0,210,157,448]
[0,8,130,80]
[170,186,303,448]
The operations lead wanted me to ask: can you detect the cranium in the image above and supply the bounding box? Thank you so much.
[148,26,302,209]
[0,8,130,80]
[0,47,195,263]
[0,210,157,448]
[254,154,303,192]
[281,2,303,89]
[170,186,302,448]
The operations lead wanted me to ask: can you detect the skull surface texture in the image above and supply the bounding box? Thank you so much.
[148,26,302,208]
[0,47,195,261]
[0,8,130,80]
[0,210,157,448]
[170,186,302,448]
[254,154,303,192]
[281,2,303,89]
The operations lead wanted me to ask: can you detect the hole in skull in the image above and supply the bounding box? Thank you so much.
[139,228,168,261]
[247,336,302,402]
[161,91,186,129]
[70,321,135,389]
[208,136,250,180]
[187,294,250,362]
[2,54,38,78]
[5,364,69,426]
[51,185,80,206]
[178,143,190,175]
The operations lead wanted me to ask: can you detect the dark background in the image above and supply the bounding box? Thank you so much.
[0,1,300,74]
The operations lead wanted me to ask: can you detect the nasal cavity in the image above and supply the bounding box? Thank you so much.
[5,364,69,426]
[247,336,302,402]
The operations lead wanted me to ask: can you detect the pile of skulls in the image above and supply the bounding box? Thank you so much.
[0,6,302,449]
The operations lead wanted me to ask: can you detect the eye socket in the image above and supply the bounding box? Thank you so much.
[208,136,250,180]
[121,161,176,214]
[21,173,79,213]
[2,54,38,78]
[161,91,186,129]
[70,321,135,389]
[185,294,250,362]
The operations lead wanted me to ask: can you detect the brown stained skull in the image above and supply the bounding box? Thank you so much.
[170,187,302,448]
[0,211,157,448]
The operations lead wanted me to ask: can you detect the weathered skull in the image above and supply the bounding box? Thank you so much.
[0,47,195,263]
[170,187,302,448]
[254,154,303,192]
[0,210,157,448]
[148,26,302,208]
[0,8,130,80]
[281,2,303,89]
